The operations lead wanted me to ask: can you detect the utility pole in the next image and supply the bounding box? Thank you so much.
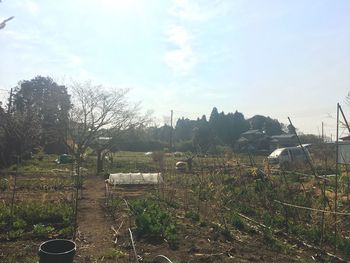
[170,110,173,151]
[321,122,324,143]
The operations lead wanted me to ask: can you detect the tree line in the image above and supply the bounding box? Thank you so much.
[0,75,320,168]
[117,108,288,153]
[0,76,145,168]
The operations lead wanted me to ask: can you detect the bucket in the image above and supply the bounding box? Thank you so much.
[38,239,76,263]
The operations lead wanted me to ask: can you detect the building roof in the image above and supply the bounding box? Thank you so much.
[271,134,296,140]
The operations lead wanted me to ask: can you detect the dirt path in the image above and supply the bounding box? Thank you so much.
[75,176,114,262]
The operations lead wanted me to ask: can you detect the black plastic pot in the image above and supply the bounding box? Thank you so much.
[38,239,76,263]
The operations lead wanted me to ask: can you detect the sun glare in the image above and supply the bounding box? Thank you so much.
[101,0,139,12]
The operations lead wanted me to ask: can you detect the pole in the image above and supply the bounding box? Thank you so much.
[170,110,173,151]
[288,117,318,176]
[10,155,19,217]
[322,122,324,143]
[334,103,340,253]
[338,104,350,133]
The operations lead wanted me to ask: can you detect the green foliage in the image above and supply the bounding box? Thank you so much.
[0,179,8,191]
[262,228,289,253]
[12,218,27,229]
[14,202,73,226]
[228,212,245,231]
[106,198,122,217]
[131,199,178,248]
[199,219,208,227]
[8,228,25,239]
[0,201,73,239]
[185,211,200,222]
[33,224,55,238]
[220,227,233,241]
[101,248,127,259]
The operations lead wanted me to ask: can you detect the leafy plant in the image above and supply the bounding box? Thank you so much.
[8,229,24,239]
[33,224,54,238]
[131,199,178,248]
[185,211,200,222]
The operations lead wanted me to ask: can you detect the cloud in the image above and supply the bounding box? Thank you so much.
[163,0,232,75]
[163,25,197,75]
[170,0,230,22]
[17,0,40,15]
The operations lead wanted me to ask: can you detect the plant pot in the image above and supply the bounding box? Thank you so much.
[38,239,76,263]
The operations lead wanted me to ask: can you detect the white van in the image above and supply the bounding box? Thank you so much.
[268,146,310,167]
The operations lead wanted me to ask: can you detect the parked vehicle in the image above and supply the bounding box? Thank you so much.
[268,146,310,167]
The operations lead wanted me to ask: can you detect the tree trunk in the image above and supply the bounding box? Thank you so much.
[96,149,103,175]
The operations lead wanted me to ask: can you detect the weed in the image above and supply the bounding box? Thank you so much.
[33,224,55,238]
[185,211,200,222]
[131,199,178,249]
[101,248,127,259]
[221,228,233,241]
[262,228,290,253]
[228,212,245,231]
[8,229,25,239]
[199,219,208,227]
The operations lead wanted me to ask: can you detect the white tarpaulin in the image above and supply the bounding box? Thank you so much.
[339,143,350,164]
[106,173,162,185]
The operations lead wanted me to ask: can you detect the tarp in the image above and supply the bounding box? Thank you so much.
[106,173,162,185]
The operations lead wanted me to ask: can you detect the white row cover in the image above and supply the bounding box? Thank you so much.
[106,173,163,185]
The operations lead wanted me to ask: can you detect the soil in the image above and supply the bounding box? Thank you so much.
[75,176,115,262]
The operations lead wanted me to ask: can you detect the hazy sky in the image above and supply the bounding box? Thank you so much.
[0,0,349,137]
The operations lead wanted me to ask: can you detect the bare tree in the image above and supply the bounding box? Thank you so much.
[64,81,149,172]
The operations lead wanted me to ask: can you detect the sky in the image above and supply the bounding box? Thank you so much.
[0,0,350,137]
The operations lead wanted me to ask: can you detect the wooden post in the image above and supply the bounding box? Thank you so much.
[334,103,340,252]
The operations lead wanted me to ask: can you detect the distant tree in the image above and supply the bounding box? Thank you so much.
[299,134,322,144]
[192,126,212,153]
[249,115,283,136]
[13,76,71,153]
[174,118,194,141]
[287,124,296,134]
[230,111,250,143]
[0,103,40,165]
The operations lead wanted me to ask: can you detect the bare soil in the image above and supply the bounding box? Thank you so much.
[75,176,116,262]
[74,175,350,263]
